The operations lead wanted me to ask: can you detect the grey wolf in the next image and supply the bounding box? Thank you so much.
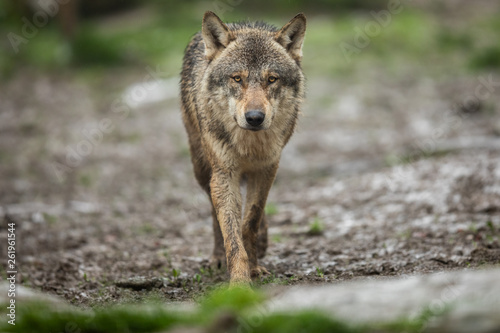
[180,11,306,284]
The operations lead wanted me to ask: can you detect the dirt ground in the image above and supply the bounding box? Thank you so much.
[1,19,500,307]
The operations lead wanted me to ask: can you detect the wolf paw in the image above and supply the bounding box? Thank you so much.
[251,265,269,278]
[209,254,227,270]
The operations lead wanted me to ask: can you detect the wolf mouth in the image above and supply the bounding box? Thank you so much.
[242,125,265,132]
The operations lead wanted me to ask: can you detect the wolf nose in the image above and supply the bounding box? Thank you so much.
[245,110,265,127]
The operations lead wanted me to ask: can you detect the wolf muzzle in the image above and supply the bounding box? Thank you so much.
[245,110,265,130]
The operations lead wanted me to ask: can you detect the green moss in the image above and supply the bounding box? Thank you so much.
[437,29,473,51]
[200,286,264,315]
[71,26,128,67]
[253,312,357,333]
[469,46,500,70]
[2,302,184,333]
[1,286,446,333]
[79,173,93,187]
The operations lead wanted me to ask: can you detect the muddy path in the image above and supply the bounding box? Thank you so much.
[0,66,499,307]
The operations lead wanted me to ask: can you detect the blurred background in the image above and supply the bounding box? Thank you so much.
[0,0,499,305]
[1,0,499,200]
[2,0,500,76]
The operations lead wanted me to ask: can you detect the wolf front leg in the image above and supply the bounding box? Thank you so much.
[210,204,226,269]
[243,164,278,277]
[210,169,251,284]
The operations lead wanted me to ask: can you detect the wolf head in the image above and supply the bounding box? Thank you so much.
[201,12,306,133]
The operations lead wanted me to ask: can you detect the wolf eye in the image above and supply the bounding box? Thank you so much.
[268,76,278,84]
[233,76,242,83]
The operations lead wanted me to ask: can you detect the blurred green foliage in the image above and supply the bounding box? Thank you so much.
[0,286,431,333]
[1,0,500,77]
[71,26,126,66]
[470,46,500,70]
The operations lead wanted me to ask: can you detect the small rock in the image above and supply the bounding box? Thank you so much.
[31,212,45,224]
[115,276,164,291]
[294,248,308,255]
[69,201,99,214]
[0,282,64,306]
[265,268,500,332]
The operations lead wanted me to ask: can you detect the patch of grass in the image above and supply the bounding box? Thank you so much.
[171,268,180,280]
[308,217,325,236]
[19,122,39,135]
[0,149,8,164]
[305,8,500,77]
[437,29,473,51]
[199,286,264,316]
[8,27,69,71]
[382,305,450,333]
[123,132,142,143]
[398,229,412,240]
[468,223,478,234]
[0,2,196,73]
[138,222,155,235]
[0,285,446,333]
[271,234,282,243]
[177,145,191,158]
[199,267,214,279]
[1,302,185,333]
[377,316,426,333]
[487,221,496,233]
[469,46,500,70]
[317,95,336,108]
[384,149,452,167]
[42,213,58,225]
[255,311,362,333]
[264,202,278,216]
[193,274,202,284]
[316,267,325,278]
[384,153,401,167]
[255,273,294,286]
[71,26,129,67]
[79,173,93,187]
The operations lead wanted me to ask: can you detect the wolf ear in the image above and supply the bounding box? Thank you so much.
[275,13,306,62]
[202,11,233,61]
